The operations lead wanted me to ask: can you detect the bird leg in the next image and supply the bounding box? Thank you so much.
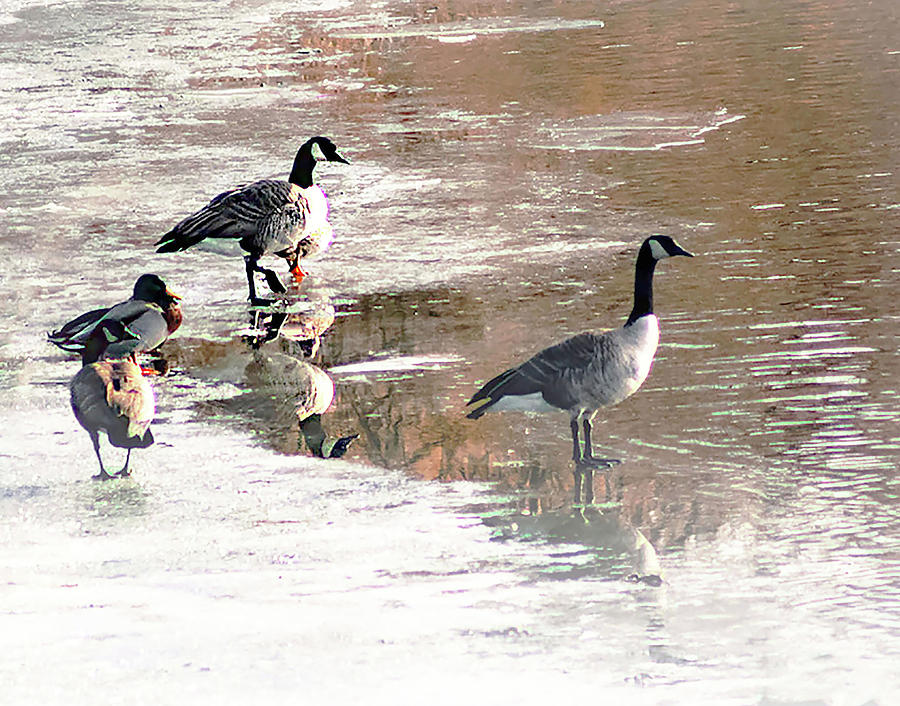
[114,449,133,477]
[90,434,114,481]
[579,418,621,469]
[582,467,594,505]
[245,255,286,306]
[571,418,620,504]
[571,419,586,505]
[570,418,582,464]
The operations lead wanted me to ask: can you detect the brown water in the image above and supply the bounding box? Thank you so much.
[0,0,898,703]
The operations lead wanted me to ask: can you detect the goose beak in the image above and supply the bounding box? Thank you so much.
[674,245,694,258]
[332,151,350,165]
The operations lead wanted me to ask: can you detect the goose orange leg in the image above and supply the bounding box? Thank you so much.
[289,260,307,284]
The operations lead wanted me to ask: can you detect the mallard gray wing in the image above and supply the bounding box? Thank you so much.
[57,300,169,363]
[48,306,111,352]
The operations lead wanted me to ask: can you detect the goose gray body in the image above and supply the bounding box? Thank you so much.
[475,316,660,416]
[245,350,336,422]
[155,136,348,304]
[70,341,156,479]
[466,235,693,487]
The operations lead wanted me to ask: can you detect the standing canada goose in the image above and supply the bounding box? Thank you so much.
[70,336,156,480]
[48,274,182,365]
[466,235,693,500]
[155,136,349,305]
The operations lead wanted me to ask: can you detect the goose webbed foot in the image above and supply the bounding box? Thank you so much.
[573,457,620,505]
[577,456,621,470]
[246,255,287,304]
[573,418,621,470]
[92,470,114,481]
[262,268,288,295]
[288,261,307,284]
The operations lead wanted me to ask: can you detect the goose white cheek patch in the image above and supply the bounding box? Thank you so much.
[648,238,670,260]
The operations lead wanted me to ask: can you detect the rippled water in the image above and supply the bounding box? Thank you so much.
[1,0,898,703]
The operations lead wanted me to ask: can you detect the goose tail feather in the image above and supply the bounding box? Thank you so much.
[465,368,521,419]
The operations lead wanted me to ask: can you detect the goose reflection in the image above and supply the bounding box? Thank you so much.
[243,297,336,359]
[483,501,662,585]
[159,297,354,458]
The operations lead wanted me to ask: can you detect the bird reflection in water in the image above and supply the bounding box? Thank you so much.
[484,498,662,585]
[237,300,357,458]
[242,297,336,359]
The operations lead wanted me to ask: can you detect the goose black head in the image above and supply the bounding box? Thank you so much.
[133,274,181,305]
[645,235,694,261]
[308,136,349,164]
[290,137,349,187]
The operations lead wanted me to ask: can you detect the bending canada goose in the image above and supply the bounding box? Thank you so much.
[155,136,349,305]
[70,336,155,480]
[466,235,693,497]
[245,350,358,458]
[48,274,182,365]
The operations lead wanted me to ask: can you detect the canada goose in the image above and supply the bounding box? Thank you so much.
[245,350,358,458]
[155,136,349,305]
[48,274,182,365]
[70,337,156,480]
[466,235,693,498]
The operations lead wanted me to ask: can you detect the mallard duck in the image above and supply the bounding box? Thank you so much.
[69,337,156,480]
[155,136,349,305]
[48,274,182,365]
[466,235,693,500]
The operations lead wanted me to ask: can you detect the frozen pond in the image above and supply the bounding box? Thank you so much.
[1,0,899,703]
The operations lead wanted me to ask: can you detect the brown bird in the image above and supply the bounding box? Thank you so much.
[69,336,156,480]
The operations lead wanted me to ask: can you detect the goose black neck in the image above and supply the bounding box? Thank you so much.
[288,140,317,188]
[625,244,657,326]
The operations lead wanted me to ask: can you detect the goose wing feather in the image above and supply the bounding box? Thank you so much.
[467,333,606,416]
[156,180,304,252]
